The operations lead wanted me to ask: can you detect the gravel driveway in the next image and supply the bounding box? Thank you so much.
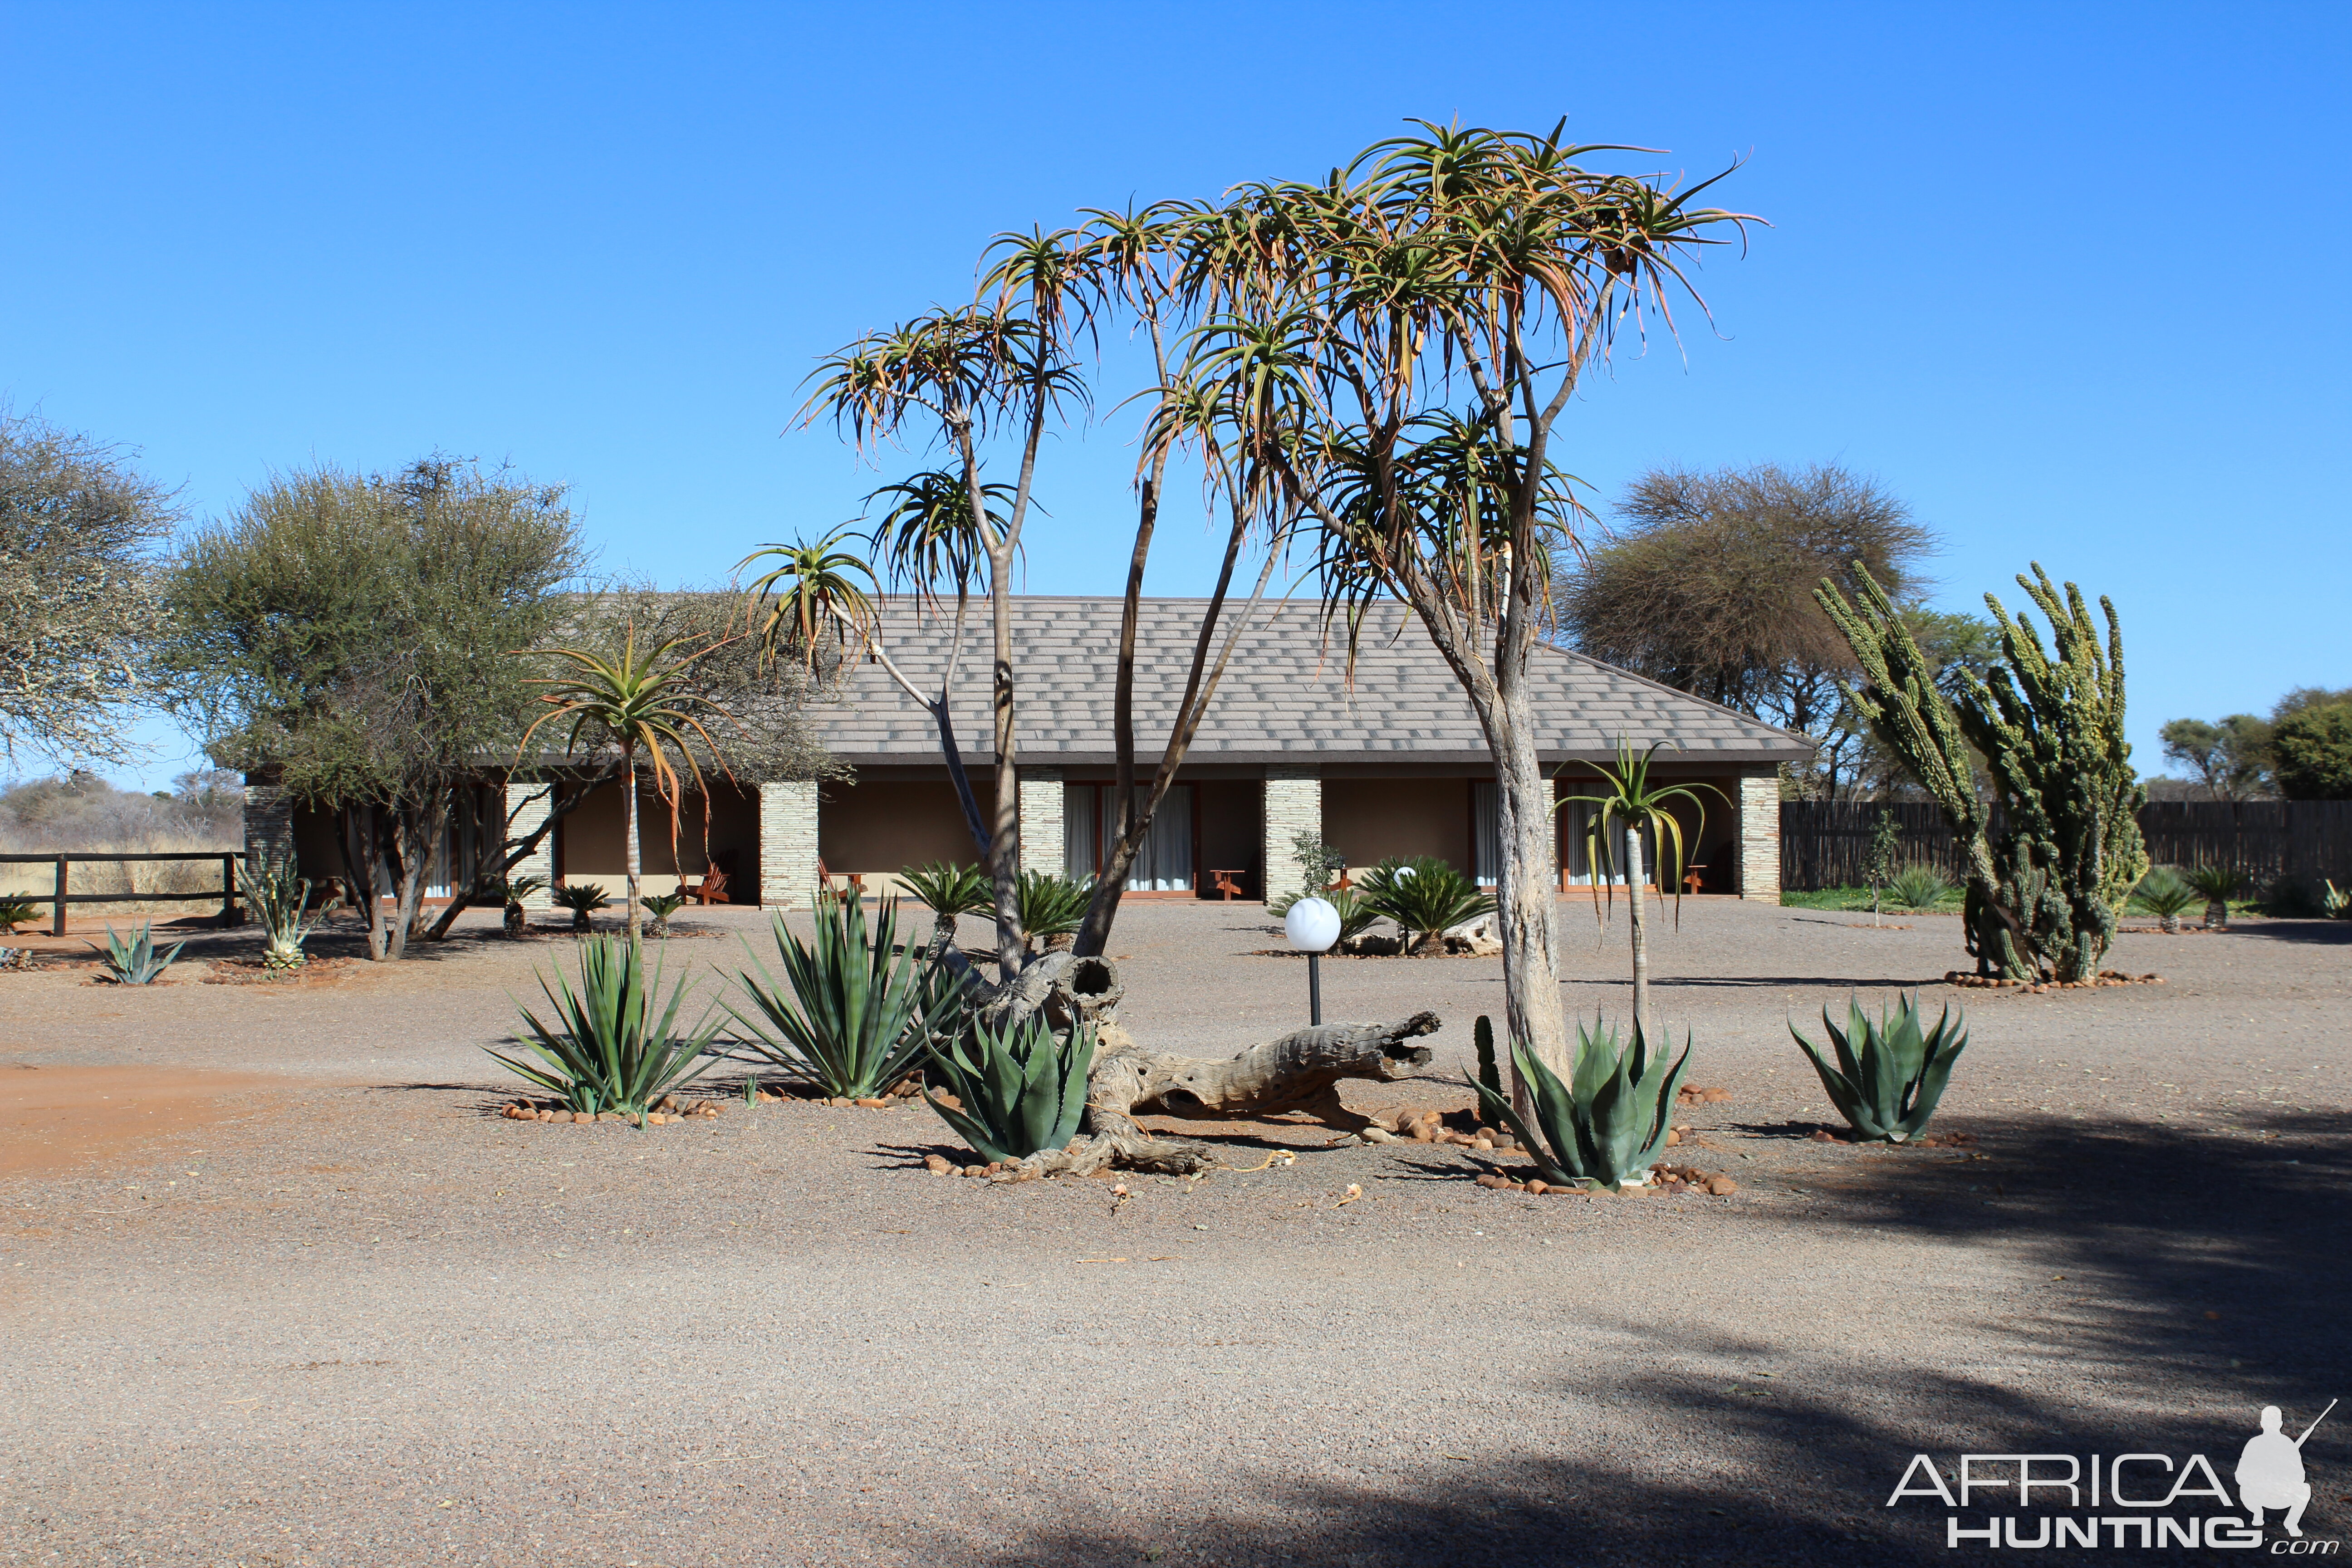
[4,899,2346,1566]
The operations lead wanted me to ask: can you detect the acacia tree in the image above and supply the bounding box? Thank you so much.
[1561,462,1931,792]
[1160,122,1754,1082]
[0,412,180,766]
[162,457,585,960]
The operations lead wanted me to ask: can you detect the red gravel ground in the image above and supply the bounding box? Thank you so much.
[2,899,2345,1566]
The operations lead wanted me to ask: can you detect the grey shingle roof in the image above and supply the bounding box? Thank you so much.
[818,597,1811,766]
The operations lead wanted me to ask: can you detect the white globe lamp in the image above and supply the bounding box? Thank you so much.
[1284,896,1341,1024]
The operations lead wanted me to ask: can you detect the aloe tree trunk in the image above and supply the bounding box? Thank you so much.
[1625,818,1651,1033]
[622,744,643,944]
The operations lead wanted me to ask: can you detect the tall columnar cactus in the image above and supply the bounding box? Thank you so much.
[1816,569,2028,979]
[1819,564,2146,984]
[1953,567,2147,982]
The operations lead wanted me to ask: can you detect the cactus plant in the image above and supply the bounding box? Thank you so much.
[1473,1014,1504,1107]
[1467,1015,1690,1191]
[924,1014,1098,1164]
[1790,994,1968,1144]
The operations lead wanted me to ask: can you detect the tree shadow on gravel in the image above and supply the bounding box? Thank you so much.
[2210,920,2352,946]
[931,1109,2352,1568]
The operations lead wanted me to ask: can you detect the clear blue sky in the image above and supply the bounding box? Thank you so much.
[5,1,2346,788]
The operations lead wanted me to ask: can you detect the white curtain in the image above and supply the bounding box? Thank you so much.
[1062,784,1193,890]
[1128,785,1193,891]
[1473,782,1501,886]
[1063,783,1098,879]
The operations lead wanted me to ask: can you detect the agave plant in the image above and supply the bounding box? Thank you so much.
[2130,866,2199,934]
[724,891,966,1099]
[244,855,326,970]
[554,882,610,932]
[1270,884,1383,950]
[2183,864,2241,930]
[898,860,990,950]
[1887,864,1953,912]
[1016,870,1093,949]
[1790,995,1969,1144]
[1358,856,1495,954]
[925,1014,1098,1163]
[1468,1015,1690,1191]
[90,922,188,985]
[640,891,687,938]
[488,935,723,1117]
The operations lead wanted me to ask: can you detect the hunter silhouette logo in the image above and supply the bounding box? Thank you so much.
[1885,1399,2337,1550]
[2240,1400,2333,1538]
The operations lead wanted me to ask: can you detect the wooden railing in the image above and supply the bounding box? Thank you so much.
[0,852,241,937]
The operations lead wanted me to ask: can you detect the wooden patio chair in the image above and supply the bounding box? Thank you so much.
[685,862,732,906]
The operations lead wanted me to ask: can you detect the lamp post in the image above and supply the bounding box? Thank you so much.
[1284,897,1340,1025]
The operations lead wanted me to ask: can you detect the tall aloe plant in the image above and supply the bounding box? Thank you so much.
[724,891,965,1099]
[1469,1015,1690,1191]
[1558,739,1722,1034]
[1790,995,1968,1143]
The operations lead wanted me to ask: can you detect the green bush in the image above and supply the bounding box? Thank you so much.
[0,897,38,933]
[724,892,966,1099]
[1268,885,1382,948]
[489,935,722,1116]
[1358,856,1495,952]
[90,922,186,985]
[1790,995,1968,1144]
[554,882,610,931]
[2272,702,2352,799]
[1887,864,1953,912]
[925,1015,1098,1163]
[2129,867,2199,931]
[1016,870,1093,942]
[640,892,686,936]
[899,861,990,919]
[1468,1015,1690,1191]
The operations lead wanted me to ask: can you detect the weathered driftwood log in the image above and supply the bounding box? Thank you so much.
[1022,1011,1442,1177]
[936,945,1436,1176]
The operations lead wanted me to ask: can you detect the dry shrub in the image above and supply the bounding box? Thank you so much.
[0,770,242,916]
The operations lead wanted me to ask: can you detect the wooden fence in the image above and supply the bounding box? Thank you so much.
[0,852,242,937]
[1779,800,2352,893]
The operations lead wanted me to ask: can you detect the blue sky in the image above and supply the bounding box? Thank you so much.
[4,1,2346,788]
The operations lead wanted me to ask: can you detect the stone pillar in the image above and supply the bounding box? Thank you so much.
[759,779,821,907]
[1738,772,1782,902]
[1261,765,1323,904]
[242,781,294,873]
[505,782,557,907]
[1018,768,1064,876]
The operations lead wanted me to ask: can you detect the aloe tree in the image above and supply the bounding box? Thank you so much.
[1154,121,1754,1084]
[1559,739,1724,1033]
[519,622,735,942]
